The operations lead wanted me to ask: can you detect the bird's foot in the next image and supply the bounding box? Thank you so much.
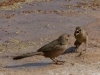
[57,60,65,63]
[75,50,78,53]
[83,49,86,53]
[74,48,78,53]
[76,52,82,57]
[54,61,65,65]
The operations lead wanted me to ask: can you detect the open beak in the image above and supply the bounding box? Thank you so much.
[75,30,80,35]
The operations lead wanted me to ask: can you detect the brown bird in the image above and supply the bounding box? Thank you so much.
[74,26,88,55]
[13,33,70,64]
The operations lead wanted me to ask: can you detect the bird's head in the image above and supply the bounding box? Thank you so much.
[75,26,82,36]
[58,33,70,45]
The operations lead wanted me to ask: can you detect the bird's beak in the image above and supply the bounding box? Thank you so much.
[75,30,80,35]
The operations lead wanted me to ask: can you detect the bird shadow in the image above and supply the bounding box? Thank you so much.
[4,62,51,69]
[62,46,75,55]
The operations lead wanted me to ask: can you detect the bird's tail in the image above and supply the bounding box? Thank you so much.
[13,52,44,60]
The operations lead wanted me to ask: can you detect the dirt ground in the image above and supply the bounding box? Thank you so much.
[0,0,100,75]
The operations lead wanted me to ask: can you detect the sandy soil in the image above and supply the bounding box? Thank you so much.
[0,0,100,75]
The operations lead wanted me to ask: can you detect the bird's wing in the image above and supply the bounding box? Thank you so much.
[37,39,60,52]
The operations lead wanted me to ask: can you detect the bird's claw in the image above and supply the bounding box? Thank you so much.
[54,61,65,65]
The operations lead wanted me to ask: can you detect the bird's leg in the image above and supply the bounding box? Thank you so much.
[74,40,81,53]
[50,58,57,63]
[77,52,82,57]
[79,37,88,57]
[83,43,87,53]
[74,45,79,53]
[77,41,88,57]
[84,36,88,53]
[74,41,84,57]
[54,58,65,63]
[74,40,78,52]
[50,58,65,65]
